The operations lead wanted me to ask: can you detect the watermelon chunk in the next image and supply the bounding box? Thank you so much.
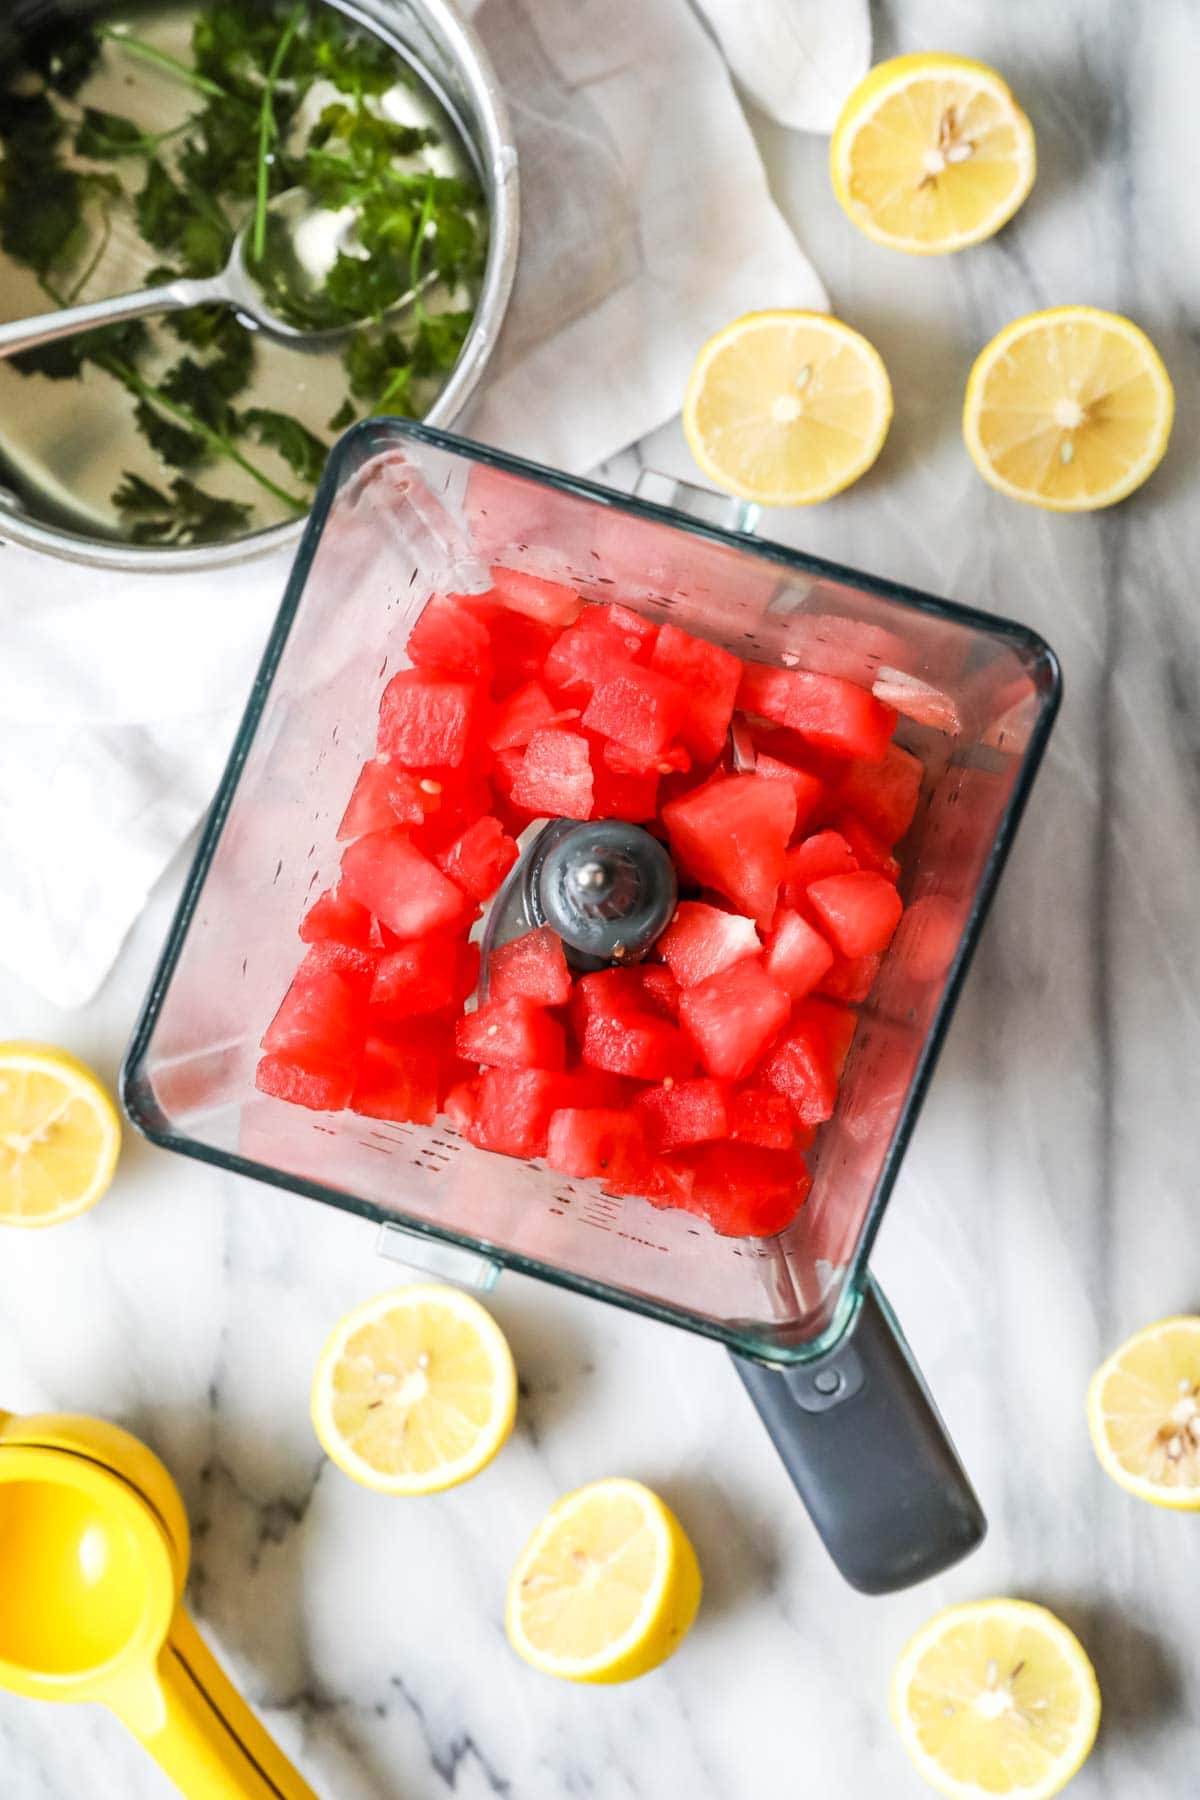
[255,1055,350,1113]
[634,1078,729,1152]
[580,1007,696,1082]
[762,909,834,999]
[544,611,648,697]
[649,624,741,762]
[489,927,572,1007]
[581,664,690,756]
[462,1067,575,1158]
[370,934,461,1018]
[727,1087,795,1150]
[490,565,582,627]
[779,831,859,911]
[673,1142,810,1236]
[634,964,680,1018]
[405,594,492,679]
[737,663,897,763]
[487,682,577,752]
[833,742,923,844]
[455,995,566,1070]
[299,885,381,951]
[434,815,519,901]
[815,953,880,1003]
[350,1033,440,1125]
[570,966,653,1034]
[678,957,790,1081]
[377,670,480,769]
[486,611,560,696]
[601,738,691,777]
[544,1107,653,1192]
[512,727,594,818]
[662,774,795,925]
[657,901,759,989]
[587,747,660,823]
[830,812,900,881]
[341,829,470,939]
[752,754,826,836]
[337,758,442,839]
[807,871,904,958]
[760,1002,854,1126]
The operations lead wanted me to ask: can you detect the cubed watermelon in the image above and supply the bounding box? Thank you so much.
[807,871,904,958]
[762,909,834,999]
[487,682,578,752]
[490,565,582,627]
[377,670,480,768]
[341,829,470,939]
[581,664,690,756]
[601,738,691,777]
[649,623,742,762]
[634,1078,729,1152]
[434,815,519,901]
[674,1142,810,1236]
[657,901,759,989]
[569,966,653,1036]
[350,1033,440,1124]
[299,885,382,951]
[408,768,491,850]
[405,594,492,679]
[753,754,826,836]
[830,812,900,881]
[489,927,572,1007]
[255,1055,351,1113]
[512,727,594,818]
[337,758,442,839]
[635,964,680,1018]
[833,742,923,844]
[580,1008,696,1082]
[662,774,795,925]
[815,953,880,1003]
[544,612,647,698]
[587,747,660,823]
[760,1001,855,1125]
[779,831,859,910]
[544,1107,653,1191]
[486,611,560,696]
[678,957,790,1081]
[370,934,460,1018]
[737,663,897,763]
[727,1087,795,1150]
[462,1067,574,1158]
[455,995,566,1070]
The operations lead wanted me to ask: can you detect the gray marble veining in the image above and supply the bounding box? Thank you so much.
[2,0,1199,1794]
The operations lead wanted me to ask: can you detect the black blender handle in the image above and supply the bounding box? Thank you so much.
[732,1279,985,1594]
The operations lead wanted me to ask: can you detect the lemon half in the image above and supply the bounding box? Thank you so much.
[0,1042,121,1227]
[832,53,1036,254]
[964,306,1173,510]
[1088,1315,1200,1509]
[506,1478,701,1683]
[891,1599,1101,1800]
[683,310,892,507]
[311,1284,517,1494]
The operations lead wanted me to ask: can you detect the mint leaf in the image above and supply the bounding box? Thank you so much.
[243,408,328,483]
[114,471,253,545]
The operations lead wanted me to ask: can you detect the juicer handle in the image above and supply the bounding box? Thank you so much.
[731,1279,985,1594]
[108,1605,319,1800]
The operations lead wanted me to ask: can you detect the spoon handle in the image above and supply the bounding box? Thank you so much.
[0,275,231,358]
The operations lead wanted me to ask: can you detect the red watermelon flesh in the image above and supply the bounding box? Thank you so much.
[489,927,572,1007]
[544,1107,653,1191]
[255,1055,351,1113]
[753,754,826,836]
[831,812,900,881]
[337,759,442,839]
[350,1033,440,1125]
[581,664,690,756]
[341,829,470,939]
[808,871,904,958]
[657,901,759,988]
[763,908,834,999]
[737,663,897,764]
[580,1007,696,1082]
[673,1142,810,1237]
[634,1078,729,1153]
[779,831,859,911]
[588,749,660,822]
[490,565,583,628]
[377,670,480,768]
[512,727,594,818]
[649,623,742,762]
[833,742,923,844]
[455,995,566,1070]
[815,952,881,1003]
[486,611,560,696]
[663,774,795,925]
[678,956,790,1081]
[299,886,382,951]
[405,594,492,679]
[727,1087,795,1150]
[434,815,519,901]
[370,934,461,1018]
[487,682,578,751]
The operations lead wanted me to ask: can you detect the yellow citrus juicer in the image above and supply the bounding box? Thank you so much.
[0,1409,317,1800]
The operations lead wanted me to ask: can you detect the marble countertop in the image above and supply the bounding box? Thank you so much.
[3,2,1199,1795]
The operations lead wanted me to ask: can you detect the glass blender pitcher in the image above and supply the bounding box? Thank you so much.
[123,420,1060,1594]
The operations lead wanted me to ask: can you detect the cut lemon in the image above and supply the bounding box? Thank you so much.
[964,307,1173,510]
[892,1599,1101,1800]
[683,311,892,506]
[0,1043,120,1228]
[1088,1315,1200,1509]
[506,1478,701,1683]
[311,1284,517,1494]
[831,53,1036,254]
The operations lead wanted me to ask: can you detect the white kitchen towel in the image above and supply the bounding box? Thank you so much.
[0,0,869,1008]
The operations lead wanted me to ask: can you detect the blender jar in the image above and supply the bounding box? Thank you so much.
[123,420,1060,1591]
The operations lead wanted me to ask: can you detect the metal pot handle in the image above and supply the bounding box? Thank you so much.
[732,1280,985,1593]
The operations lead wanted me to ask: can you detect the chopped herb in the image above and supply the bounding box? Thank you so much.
[10,320,150,383]
[99,26,229,100]
[114,470,254,544]
[75,108,168,160]
[327,397,357,432]
[243,408,329,482]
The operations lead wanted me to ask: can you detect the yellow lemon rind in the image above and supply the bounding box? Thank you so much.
[1087,1314,1200,1511]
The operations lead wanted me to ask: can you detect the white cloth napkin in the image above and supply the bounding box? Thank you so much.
[0,0,869,1008]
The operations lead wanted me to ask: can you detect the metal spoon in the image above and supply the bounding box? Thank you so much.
[0,187,429,359]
